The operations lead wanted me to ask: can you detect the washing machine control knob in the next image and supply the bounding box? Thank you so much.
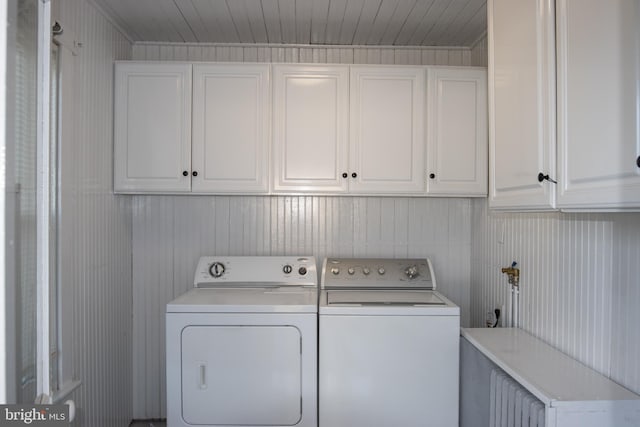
[377,267,385,275]
[298,266,307,275]
[283,264,293,274]
[209,262,226,278]
[348,267,355,275]
[362,267,370,275]
[331,267,340,275]
[405,265,420,279]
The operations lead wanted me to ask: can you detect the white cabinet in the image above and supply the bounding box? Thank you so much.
[114,62,192,192]
[192,64,270,193]
[556,0,640,210]
[488,0,557,210]
[116,62,486,197]
[272,65,426,195]
[349,66,426,194]
[489,0,640,211]
[114,62,270,194]
[427,67,488,196]
[272,65,349,193]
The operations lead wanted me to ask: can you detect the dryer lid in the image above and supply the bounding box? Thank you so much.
[167,287,318,313]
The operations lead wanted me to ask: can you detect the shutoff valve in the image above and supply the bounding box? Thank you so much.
[501,261,520,288]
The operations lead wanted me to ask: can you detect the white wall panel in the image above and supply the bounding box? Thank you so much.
[470,34,488,66]
[53,1,132,425]
[133,196,471,418]
[132,42,473,66]
[470,198,640,396]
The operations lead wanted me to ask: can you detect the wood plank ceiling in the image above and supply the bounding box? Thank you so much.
[93,0,487,46]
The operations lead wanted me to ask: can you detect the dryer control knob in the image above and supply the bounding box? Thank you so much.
[348,267,355,275]
[283,265,293,274]
[377,267,385,275]
[298,266,307,276]
[331,267,340,275]
[209,262,226,278]
[362,267,370,275]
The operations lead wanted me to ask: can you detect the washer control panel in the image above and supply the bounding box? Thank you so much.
[321,258,435,290]
[193,256,317,287]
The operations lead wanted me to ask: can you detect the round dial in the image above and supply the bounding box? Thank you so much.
[405,265,419,279]
[283,265,293,274]
[331,267,340,275]
[377,267,386,275]
[348,267,355,275]
[209,262,226,278]
[362,267,370,275]
[298,266,307,275]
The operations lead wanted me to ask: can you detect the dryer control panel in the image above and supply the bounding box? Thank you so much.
[321,258,435,290]
[194,256,317,288]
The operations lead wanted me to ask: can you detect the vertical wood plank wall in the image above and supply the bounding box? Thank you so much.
[130,43,477,419]
[470,184,640,397]
[471,34,488,67]
[54,1,132,425]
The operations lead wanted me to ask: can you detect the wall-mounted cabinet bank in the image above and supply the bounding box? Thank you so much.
[114,62,487,197]
[488,0,640,211]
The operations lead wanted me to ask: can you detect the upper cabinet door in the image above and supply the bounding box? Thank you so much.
[349,66,425,194]
[556,0,640,209]
[488,0,557,210]
[191,64,270,193]
[427,67,488,196]
[272,65,349,193]
[114,62,192,193]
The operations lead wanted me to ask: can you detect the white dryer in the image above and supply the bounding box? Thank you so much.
[166,256,317,427]
[319,258,460,427]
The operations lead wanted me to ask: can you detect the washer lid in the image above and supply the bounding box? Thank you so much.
[328,290,446,306]
[167,287,318,313]
[319,289,459,315]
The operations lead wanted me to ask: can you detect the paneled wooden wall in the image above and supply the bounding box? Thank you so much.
[133,41,473,65]
[132,195,472,418]
[54,1,132,425]
[470,34,488,66]
[470,199,640,396]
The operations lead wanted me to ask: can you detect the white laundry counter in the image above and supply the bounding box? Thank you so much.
[460,327,640,427]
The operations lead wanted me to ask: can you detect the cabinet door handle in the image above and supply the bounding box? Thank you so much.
[352,172,357,178]
[537,172,557,184]
[182,171,188,177]
[429,173,435,179]
[192,171,198,177]
[342,173,348,178]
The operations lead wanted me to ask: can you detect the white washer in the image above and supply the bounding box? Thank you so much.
[166,256,318,427]
[319,258,460,427]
